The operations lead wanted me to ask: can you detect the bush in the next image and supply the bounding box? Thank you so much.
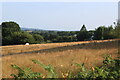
[75,55,120,79]
[10,60,57,79]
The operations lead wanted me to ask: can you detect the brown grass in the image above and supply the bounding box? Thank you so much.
[1,39,119,55]
[1,39,120,78]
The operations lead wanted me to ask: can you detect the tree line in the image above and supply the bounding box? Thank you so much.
[1,21,120,45]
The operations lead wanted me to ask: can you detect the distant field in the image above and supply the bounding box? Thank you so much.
[1,39,120,78]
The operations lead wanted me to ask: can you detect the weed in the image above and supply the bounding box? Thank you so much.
[10,55,120,79]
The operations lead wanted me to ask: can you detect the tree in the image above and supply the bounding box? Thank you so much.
[32,34,44,43]
[114,20,120,38]
[2,21,38,45]
[80,24,87,31]
[2,21,21,45]
[2,35,14,45]
[103,26,116,39]
[94,26,117,40]
[12,31,35,44]
[93,26,105,40]
[77,25,91,41]
[77,31,91,41]
[2,21,21,37]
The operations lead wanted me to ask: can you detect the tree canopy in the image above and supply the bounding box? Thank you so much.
[2,21,44,45]
[77,25,91,41]
[1,21,120,45]
[80,24,87,31]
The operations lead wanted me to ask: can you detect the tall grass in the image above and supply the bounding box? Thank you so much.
[2,39,119,78]
[9,55,120,79]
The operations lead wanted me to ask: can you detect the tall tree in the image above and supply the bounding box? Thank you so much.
[77,25,91,41]
[93,26,105,40]
[2,22,21,45]
[2,21,21,37]
[114,20,120,38]
[80,24,87,31]
[2,21,42,45]
[103,26,116,39]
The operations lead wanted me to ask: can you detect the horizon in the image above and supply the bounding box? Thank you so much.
[2,2,118,31]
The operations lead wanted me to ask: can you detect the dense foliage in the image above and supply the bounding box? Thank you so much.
[75,55,120,79]
[9,55,120,79]
[1,21,120,45]
[77,25,92,41]
[2,21,44,45]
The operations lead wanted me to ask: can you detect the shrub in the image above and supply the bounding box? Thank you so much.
[10,60,57,79]
[75,55,120,79]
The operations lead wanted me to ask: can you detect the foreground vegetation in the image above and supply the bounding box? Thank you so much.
[7,55,120,79]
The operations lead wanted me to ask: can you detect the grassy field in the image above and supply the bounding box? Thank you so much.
[1,39,120,78]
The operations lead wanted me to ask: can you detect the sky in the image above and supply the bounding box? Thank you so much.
[118,1,120,20]
[0,0,119,2]
[1,2,118,31]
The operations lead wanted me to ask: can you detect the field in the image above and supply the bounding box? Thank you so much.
[1,39,120,78]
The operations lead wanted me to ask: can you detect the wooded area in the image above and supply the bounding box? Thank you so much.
[1,21,120,45]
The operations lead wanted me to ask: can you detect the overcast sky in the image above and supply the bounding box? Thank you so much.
[2,2,118,31]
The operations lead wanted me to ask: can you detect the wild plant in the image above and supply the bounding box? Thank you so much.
[10,55,120,79]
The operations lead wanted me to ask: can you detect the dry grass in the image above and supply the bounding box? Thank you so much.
[1,39,120,78]
[1,39,119,55]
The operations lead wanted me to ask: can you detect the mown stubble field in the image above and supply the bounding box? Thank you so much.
[1,39,120,78]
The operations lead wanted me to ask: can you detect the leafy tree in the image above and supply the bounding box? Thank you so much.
[103,26,116,39]
[49,34,58,41]
[32,34,44,43]
[94,26,117,40]
[114,20,120,38]
[2,21,21,45]
[77,31,91,41]
[2,21,20,37]
[94,26,105,40]
[2,21,39,45]
[2,35,14,45]
[12,31,35,44]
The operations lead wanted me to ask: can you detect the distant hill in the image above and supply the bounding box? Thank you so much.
[21,27,77,32]
[21,27,43,31]
[21,27,61,32]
